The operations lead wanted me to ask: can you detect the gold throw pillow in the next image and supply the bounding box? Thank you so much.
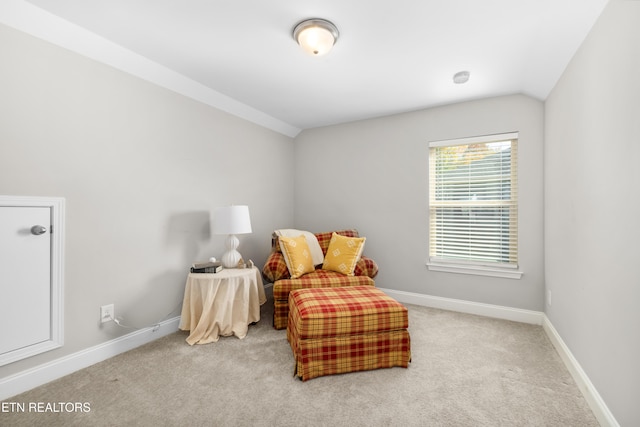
[279,235,315,279]
[322,232,366,276]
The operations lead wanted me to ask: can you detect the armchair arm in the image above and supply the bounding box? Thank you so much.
[262,251,291,283]
[353,255,378,279]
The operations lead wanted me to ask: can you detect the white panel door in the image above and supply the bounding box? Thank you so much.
[0,206,52,355]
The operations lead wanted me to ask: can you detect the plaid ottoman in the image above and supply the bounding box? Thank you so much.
[287,286,411,381]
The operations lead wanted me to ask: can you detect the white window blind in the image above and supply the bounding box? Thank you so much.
[428,133,518,274]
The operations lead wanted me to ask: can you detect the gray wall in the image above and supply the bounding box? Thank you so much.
[294,94,545,311]
[545,1,640,425]
[3,1,637,423]
[0,23,294,377]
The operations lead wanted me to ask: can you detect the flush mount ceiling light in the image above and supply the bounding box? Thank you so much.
[293,18,339,56]
[453,70,470,84]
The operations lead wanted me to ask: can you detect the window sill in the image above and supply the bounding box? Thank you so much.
[426,262,523,279]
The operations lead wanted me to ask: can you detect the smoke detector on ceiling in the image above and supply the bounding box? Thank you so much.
[453,71,470,84]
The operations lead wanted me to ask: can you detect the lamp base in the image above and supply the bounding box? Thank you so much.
[221,234,243,268]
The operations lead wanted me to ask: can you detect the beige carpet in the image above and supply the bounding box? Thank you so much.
[2,287,598,427]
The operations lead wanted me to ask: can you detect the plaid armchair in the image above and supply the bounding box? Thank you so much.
[263,229,379,329]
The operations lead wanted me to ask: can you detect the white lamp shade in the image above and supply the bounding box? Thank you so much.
[214,205,252,235]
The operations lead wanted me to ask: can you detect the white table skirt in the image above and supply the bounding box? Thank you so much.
[179,266,266,345]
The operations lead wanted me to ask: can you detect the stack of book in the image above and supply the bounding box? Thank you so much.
[190,261,223,274]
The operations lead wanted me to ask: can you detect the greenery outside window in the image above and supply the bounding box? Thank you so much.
[428,132,522,279]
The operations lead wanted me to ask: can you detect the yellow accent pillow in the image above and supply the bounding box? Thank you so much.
[278,235,315,279]
[322,232,366,276]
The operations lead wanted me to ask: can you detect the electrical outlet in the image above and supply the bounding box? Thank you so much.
[100,304,115,323]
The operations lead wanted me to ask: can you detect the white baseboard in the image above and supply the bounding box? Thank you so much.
[377,287,618,427]
[542,316,619,427]
[377,287,544,324]
[1,290,619,427]
[0,316,181,401]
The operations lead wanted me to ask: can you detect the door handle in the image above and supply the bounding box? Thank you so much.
[31,225,48,235]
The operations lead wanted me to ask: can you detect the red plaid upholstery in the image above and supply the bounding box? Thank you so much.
[269,229,360,255]
[287,286,411,381]
[263,229,377,282]
[353,256,378,279]
[272,271,375,301]
[262,252,290,283]
[262,229,379,329]
[314,230,359,253]
[273,271,374,329]
[263,252,378,283]
[288,286,408,339]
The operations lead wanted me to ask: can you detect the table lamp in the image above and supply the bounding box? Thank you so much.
[214,205,252,268]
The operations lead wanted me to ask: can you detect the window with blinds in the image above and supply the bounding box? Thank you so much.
[428,132,519,277]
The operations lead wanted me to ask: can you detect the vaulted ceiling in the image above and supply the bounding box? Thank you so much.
[3,0,609,136]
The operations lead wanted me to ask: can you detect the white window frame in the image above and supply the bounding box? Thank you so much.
[427,132,523,279]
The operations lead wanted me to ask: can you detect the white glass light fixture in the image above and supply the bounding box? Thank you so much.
[213,205,252,268]
[293,18,339,56]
